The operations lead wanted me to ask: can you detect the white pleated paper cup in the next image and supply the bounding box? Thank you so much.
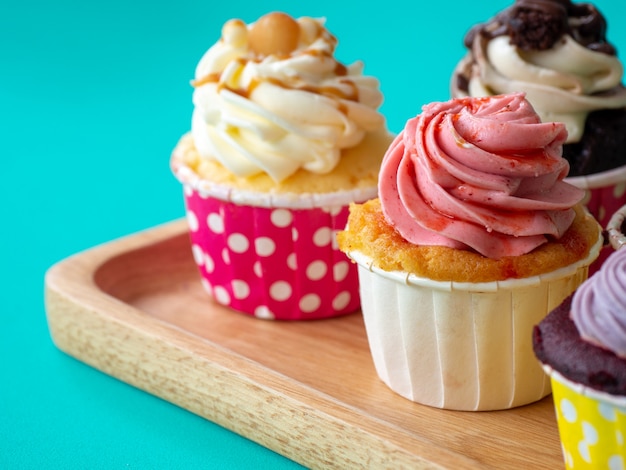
[348,237,602,411]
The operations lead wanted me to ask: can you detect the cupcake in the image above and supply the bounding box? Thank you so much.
[171,12,393,320]
[451,0,626,229]
[533,248,626,468]
[607,204,626,250]
[338,93,603,411]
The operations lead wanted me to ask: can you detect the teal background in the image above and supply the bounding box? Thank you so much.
[2,1,625,468]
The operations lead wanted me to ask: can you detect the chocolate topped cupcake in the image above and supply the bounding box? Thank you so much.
[452,0,626,177]
[451,0,626,273]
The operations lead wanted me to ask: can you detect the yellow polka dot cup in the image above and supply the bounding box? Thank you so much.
[547,367,626,469]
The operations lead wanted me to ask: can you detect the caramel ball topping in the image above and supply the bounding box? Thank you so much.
[248,12,300,57]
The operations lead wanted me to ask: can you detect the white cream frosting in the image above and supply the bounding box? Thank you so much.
[190,15,385,182]
[455,34,626,143]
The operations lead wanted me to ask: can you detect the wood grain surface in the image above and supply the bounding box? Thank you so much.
[45,219,564,469]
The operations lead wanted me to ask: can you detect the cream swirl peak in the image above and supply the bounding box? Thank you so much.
[571,248,626,359]
[379,93,585,259]
[190,12,385,182]
[452,0,626,145]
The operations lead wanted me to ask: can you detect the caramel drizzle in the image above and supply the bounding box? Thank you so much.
[190,54,358,102]
[190,72,220,88]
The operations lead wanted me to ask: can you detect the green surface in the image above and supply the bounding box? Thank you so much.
[2,0,625,468]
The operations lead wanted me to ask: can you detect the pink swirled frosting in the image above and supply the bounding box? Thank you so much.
[378,92,585,259]
[571,248,626,359]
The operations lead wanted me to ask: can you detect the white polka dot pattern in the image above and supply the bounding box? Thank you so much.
[187,210,199,232]
[551,373,626,469]
[191,244,204,265]
[255,237,276,257]
[183,188,361,320]
[207,213,225,234]
[231,280,250,300]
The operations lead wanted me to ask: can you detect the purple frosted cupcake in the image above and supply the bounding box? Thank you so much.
[533,248,626,467]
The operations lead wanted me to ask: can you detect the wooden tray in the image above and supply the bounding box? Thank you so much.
[45,220,564,469]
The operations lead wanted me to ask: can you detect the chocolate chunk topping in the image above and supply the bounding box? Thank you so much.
[568,3,615,54]
[465,0,617,55]
[508,7,567,50]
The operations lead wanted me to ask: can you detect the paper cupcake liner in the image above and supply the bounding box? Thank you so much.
[543,366,626,469]
[566,165,626,274]
[607,204,626,251]
[172,160,377,209]
[347,235,602,411]
[180,183,375,321]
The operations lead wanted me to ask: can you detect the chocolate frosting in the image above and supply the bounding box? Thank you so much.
[465,0,615,55]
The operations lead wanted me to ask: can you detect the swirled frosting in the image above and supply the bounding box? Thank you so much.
[571,248,626,358]
[378,93,585,259]
[190,12,386,182]
[452,0,626,144]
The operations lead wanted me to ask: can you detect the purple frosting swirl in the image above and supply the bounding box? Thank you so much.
[571,248,626,358]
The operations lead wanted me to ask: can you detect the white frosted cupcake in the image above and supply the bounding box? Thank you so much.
[339,93,602,410]
[171,12,393,320]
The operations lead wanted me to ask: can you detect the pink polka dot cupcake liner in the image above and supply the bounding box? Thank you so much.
[567,165,626,274]
[171,154,378,321]
[181,185,368,320]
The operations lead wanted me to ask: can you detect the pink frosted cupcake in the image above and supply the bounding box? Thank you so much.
[339,93,602,410]
[451,0,626,233]
[171,12,393,320]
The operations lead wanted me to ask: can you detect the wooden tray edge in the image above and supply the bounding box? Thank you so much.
[44,221,477,470]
